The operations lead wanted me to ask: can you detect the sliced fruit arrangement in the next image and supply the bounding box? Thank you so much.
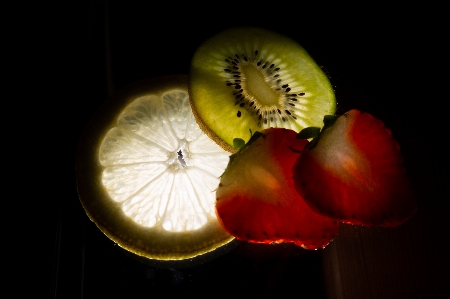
[76,75,234,260]
[76,26,416,261]
[189,26,336,152]
[292,110,417,227]
[215,128,340,250]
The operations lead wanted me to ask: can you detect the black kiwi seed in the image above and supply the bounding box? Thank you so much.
[237,111,241,117]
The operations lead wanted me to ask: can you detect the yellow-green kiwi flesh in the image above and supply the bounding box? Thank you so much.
[189,27,336,152]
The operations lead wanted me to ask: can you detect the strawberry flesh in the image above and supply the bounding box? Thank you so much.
[293,110,416,227]
[215,128,339,250]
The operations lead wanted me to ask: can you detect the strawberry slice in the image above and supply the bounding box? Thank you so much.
[215,128,340,250]
[293,110,416,227]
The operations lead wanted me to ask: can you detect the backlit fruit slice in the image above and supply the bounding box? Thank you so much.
[293,110,417,227]
[189,26,336,152]
[215,128,339,250]
[76,75,234,260]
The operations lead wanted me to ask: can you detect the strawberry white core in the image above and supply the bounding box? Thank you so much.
[98,90,230,232]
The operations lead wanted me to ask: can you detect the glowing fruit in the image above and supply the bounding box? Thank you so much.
[189,26,336,151]
[76,75,234,260]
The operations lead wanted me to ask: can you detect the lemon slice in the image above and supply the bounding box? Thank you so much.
[76,75,234,260]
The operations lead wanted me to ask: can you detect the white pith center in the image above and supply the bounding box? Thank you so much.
[167,140,192,170]
[99,90,230,232]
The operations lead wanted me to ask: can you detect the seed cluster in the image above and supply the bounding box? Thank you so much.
[223,50,306,128]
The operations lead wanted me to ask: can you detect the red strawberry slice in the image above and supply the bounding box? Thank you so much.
[293,110,416,227]
[215,128,340,250]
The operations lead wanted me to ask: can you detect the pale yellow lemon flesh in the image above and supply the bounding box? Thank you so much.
[76,75,234,260]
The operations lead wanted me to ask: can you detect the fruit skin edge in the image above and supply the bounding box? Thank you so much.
[75,75,234,261]
[187,81,238,154]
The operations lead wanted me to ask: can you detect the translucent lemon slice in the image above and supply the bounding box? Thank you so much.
[76,75,234,260]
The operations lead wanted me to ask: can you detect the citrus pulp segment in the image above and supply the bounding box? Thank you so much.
[189,27,336,151]
[76,75,234,260]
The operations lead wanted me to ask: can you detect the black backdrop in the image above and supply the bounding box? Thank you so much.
[52,2,448,298]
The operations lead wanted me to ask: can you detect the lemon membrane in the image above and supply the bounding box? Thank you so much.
[76,75,234,260]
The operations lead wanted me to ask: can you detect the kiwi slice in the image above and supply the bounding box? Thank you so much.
[189,27,336,152]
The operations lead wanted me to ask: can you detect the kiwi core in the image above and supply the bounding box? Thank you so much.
[241,64,279,106]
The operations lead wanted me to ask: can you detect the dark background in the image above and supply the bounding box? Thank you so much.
[51,2,447,298]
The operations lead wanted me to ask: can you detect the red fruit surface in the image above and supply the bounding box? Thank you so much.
[215,128,339,250]
[293,110,416,227]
